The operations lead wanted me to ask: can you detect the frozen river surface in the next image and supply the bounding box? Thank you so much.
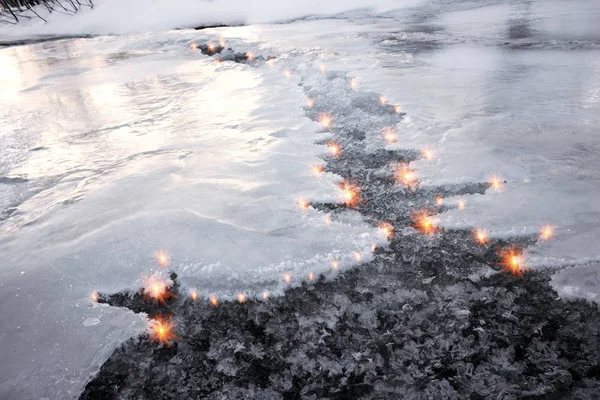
[1,0,599,398]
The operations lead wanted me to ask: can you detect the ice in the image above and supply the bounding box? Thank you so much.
[1,0,600,398]
[245,4,599,280]
[0,32,379,399]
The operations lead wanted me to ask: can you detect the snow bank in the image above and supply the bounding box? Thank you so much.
[0,0,421,38]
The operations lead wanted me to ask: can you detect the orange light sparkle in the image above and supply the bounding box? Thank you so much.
[150,316,176,344]
[143,273,170,303]
[246,52,254,61]
[327,142,341,157]
[297,198,310,209]
[308,272,314,281]
[312,164,324,176]
[340,181,361,207]
[190,289,198,301]
[490,176,503,191]
[237,293,246,303]
[153,250,171,267]
[413,210,438,235]
[499,249,528,279]
[379,96,387,106]
[393,105,402,113]
[457,200,466,210]
[262,291,269,301]
[435,196,444,206]
[350,78,358,89]
[90,291,99,302]
[283,273,292,283]
[324,215,332,225]
[371,243,377,252]
[190,41,198,50]
[319,113,333,129]
[421,147,434,161]
[383,128,398,144]
[216,58,223,64]
[284,69,291,79]
[319,64,327,73]
[331,260,339,270]
[353,251,362,261]
[539,225,555,241]
[378,222,394,238]
[306,97,315,108]
[395,163,418,188]
[219,39,226,47]
[208,43,216,52]
[473,229,488,245]
[209,295,219,306]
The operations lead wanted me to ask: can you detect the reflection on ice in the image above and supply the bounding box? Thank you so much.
[0,33,377,399]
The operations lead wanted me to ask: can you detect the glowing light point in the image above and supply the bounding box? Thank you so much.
[262,291,269,301]
[379,96,387,106]
[190,289,198,301]
[319,113,333,129]
[216,58,223,64]
[143,273,169,303]
[378,222,394,238]
[312,164,325,176]
[340,181,360,207]
[246,52,254,61]
[283,273,292,283]
[383,128,398,144]
[219,39,226,47]
[297,198,310,209]
[284,69,291,79]
[190,41,198,50]
[539,225,555,241]
[153,250,171,267]
[354,251,362,262]
[371,243,377,252]
[350,78,358,89]
[324,215,332,225]
[413,210,437,235]
[306,98,315,108]
[421,147,434,161]
[150,317,176,344]
[457,200,466,210]
[319,64,327,73]
[393,105,402,113]
[435,196,444,206]
[490,176,503,191]
[327,142,341,157]
[331,260,339,270]
[308,272,314,281]
[396,163,418,188]
[474,229,488,245]
[209,295,219,307]
[499,249,527,279]
[90,291,99,302]
[237,293,246,304]
[208,43,216,52]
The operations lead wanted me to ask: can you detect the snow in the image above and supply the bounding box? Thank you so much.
[0,0,424,38]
